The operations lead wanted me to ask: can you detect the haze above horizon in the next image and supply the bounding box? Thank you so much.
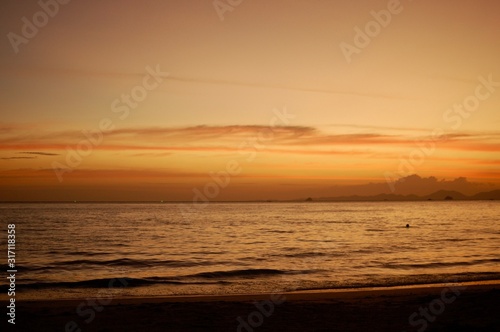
[1,0,499,201]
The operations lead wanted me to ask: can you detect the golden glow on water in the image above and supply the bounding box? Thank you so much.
[1,201,499,300]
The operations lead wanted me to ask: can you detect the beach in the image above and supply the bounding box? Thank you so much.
[13,282,500,331]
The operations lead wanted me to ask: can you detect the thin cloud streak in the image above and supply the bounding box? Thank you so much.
[1,65,423,102]
[19,152,59,156]
[0,126,499,155]
[165,75,422,102]
[0,157,36,160]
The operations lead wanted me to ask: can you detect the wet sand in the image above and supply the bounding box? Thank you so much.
[12,282,500,331]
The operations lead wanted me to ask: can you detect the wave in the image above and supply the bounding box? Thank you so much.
[365,228,385,232]
[1,269,499,295]
[1,258,226,272]
[185,268,286,279]
[0,277,230,291]
[381,258,500,270]
[280,252,329,258]
[0,268,294,291]
[291,272,500,292]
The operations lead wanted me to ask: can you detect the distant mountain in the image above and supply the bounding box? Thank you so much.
[422,190,468,201]
[311,189,500,202]
[470,190,500,200]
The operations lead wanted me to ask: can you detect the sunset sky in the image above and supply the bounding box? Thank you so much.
[1,0,499,201]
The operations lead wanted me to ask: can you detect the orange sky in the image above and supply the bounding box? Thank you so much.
[1,0,499,201]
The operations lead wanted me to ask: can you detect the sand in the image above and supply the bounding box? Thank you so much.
[11,281,500,331]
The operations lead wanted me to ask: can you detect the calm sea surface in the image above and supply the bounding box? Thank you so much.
[1,201,499,300]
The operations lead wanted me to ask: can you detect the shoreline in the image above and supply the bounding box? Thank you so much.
[12,281,500,331]
[13,279,500,304]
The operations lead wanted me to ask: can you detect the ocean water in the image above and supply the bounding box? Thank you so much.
[0,201,499,300]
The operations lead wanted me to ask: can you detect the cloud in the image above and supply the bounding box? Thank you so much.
[165,75,421,101]
[326,174,498,197]
[19,152,59,156]
[1,125,315,144]
[3,66,419,101]
[106,125,316,139]
[129,152,172,157]
[326,124,430,133]
[0,157,36,160]
[2,66,149,82]
[0,167,206,181]
[0,151,58,161]
[0,125,499,158]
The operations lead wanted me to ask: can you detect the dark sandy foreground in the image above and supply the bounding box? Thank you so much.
[8,282,500,332]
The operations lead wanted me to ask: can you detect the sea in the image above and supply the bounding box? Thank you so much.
[0,201,499,300]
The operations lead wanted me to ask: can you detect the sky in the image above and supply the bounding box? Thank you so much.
[1,0,499,201]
